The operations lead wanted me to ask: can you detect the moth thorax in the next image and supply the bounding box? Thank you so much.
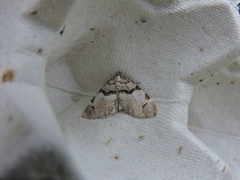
[115,83,121,92]
[115,75,121,81]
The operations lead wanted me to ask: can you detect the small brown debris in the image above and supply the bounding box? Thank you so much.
[217,82,219,85]
[38,48,42,53]
[2,70,13,82]
[199,79,203,82]
[30,10,37,15]
[222,166,227,173]
[230,81,235,84]
[141,16,146,23]
[138,136,144,140]
[211,74,213,76]
[179,146,183,154]
[200,47,204,52]
[114,156,119,160]
[91,41,94,43]
[60,25,66,36]
[191,73,193,75]
[90,28,94,31]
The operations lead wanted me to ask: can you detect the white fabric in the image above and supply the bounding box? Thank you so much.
[1,0,240,179]
[0,0,80,179]
[189,58,240,180]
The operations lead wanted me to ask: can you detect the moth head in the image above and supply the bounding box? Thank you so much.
[115,71,122,76]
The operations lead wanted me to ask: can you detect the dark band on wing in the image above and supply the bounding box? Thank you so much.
[145,93,150,100]
[98,88,116,96]
[84,105,95,116]
[142,103,147,109]
[90,97,95,103]
[119,85,141,94]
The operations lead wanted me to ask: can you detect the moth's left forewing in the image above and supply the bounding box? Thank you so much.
[101,77,116,92]
[82,77,118,119]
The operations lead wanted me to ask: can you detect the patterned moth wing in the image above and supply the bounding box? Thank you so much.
[116,72,157,118]
[82,72,157,119]
[82,77,118,119]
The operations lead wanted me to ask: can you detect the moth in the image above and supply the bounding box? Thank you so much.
[82,72,157,119]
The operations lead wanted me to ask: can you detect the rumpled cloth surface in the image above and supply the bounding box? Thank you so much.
[1,0,240,179]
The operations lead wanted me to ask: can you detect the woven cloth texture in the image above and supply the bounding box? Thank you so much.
[1,0,240,179]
